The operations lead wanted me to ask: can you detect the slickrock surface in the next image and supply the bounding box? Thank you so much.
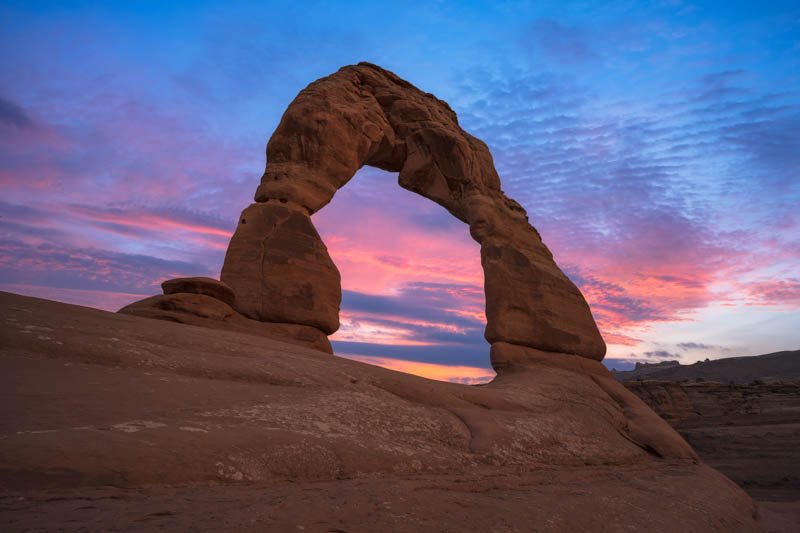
[221,62,605,362]
[0,292,771,531]
[627,379,800,504]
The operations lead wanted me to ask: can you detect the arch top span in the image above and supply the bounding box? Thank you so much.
[255,62,514,222]
[222,62,607,367]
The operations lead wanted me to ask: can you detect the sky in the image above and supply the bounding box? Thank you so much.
[1,0,798,383]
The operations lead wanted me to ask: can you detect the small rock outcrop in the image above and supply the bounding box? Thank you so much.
[161,277,236,307]
[119,284,332,354]
[220,62,606,365]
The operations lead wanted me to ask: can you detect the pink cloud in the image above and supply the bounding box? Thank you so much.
[738,278,800,307]
[66,205,233,239]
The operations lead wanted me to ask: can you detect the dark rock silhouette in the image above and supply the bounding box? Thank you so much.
[612,350,800,383]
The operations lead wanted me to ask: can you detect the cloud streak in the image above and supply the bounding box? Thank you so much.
[0,1,798,379]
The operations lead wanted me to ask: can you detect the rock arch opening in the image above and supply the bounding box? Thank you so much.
[220,63,606,372]
[120,63,605,374]
[311,166,492,381]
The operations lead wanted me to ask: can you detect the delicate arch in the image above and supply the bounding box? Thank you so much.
[221,63,606,367]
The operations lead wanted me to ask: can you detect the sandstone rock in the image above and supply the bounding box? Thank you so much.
[221,202,341,334]
[2,292,761,532]
[254,62,501,220]
[121,293,234,321]
[624,380,695,424]
[469,195,606,360]
[490,342,698,461]
[161,277,235,306]
[119,293,332,353]
[234,62,605,362]
[626,379,800,502]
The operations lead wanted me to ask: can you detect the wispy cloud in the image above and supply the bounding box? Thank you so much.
[0,237,211,295]
[677,342,715,350]
[451,51,800,360]
[1,1,797,380]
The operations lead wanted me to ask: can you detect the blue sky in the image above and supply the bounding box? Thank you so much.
[1,1,798,381]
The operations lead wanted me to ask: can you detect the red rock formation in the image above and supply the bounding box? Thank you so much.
[626,379,800,502]
[624,380,696,424]
[221,203,340,334]
[161,277,236,307]
[119,290,332,353]
[222,62,606,363]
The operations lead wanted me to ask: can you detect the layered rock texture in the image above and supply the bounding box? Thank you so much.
[222,203,341,334]
[0,292,770,531]
[161,276,235,306]
[626,379,800,503]
[119,277,332,353]
[217,62,605,364]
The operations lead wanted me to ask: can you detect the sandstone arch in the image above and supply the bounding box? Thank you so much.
[220,63,606,367]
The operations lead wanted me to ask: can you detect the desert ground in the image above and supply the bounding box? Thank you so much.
[2,291,798,531]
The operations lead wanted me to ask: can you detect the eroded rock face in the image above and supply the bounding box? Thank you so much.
[625,379,800,502]
[119,203,339,350]
[161,277,236,307]
[221,203,341,334]
[468,194,606,360]
[223,62,605,363]
[119,293,333,354]
[624,380,695,424]
[125,293,235,321]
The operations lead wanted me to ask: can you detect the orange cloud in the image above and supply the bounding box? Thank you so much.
[337,353,495,384]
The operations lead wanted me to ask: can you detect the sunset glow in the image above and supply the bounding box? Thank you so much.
[339,354,495,385]
[1,1,798,379]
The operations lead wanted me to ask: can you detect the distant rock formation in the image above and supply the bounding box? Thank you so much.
[635,360,680,370]
[218,62,605,365]
[612,350,800,383]
[626,379,800,501]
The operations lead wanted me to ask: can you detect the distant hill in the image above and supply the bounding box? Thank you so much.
[611,350,800,384]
